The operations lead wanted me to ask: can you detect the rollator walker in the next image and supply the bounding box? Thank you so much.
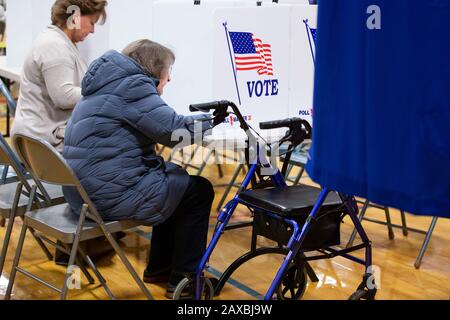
[174,100,377,300]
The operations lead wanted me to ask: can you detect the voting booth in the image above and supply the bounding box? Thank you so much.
[153,1,317,138]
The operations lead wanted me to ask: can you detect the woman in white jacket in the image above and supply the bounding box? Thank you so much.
[11,0,109,265]
[12,0,107,152]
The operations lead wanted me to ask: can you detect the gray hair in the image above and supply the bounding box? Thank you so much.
[122,39,175,79]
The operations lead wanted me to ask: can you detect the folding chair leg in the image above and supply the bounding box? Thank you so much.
[61,243,95,285]
[182,145,200,170]
[384,207,395,240]
[0,212,16,277]
[216,163,244,211]
[76,246,115,299]
[293,166,305,186]
[1,165,9,184]
[156,145,166,156]
[212,150,224,178]
[216,163,224,179]
[61,206,88,300]
[400,210,408,236]
[21,221,53,261]
[100,226,153,300]
[0,182,23,277]
[196,148,213,176]
[23,184,54,261]
[167,147,174,162]
[414,217,438,269]
[4,223,28,300]
[284,164,294,181]
[346,199,370,248]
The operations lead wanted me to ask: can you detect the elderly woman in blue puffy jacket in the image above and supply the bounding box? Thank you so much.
[63,39,226,298]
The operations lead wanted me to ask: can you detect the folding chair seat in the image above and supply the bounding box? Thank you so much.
[0,181,64,219]
[4,134,153,300]
[239,184,343,217]
[25,203,139,244]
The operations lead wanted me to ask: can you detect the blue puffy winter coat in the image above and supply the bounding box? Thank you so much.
[63,50,212,225]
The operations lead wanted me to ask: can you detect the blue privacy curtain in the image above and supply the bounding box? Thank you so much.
[307,0,450,217]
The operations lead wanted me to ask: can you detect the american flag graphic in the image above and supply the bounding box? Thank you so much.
[229,32,274,76]
[309,27,317,44]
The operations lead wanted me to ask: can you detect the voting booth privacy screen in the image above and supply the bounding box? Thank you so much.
[307,0,450,218]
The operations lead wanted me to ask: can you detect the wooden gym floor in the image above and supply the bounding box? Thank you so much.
[0,121,449,300]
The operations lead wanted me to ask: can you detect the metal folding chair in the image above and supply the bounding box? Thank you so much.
[4,134,153,300]
[280,142,310,186]
[0,135,65,279]
[346,200,439,269]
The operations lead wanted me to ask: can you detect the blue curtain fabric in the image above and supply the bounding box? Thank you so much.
[307,0,450,217]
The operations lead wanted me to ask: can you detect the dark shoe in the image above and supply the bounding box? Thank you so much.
[54,252,70,267]
[143,267,172,284]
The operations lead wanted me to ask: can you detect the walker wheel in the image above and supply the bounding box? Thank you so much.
[173,277,214,300]
[276,265,307,300]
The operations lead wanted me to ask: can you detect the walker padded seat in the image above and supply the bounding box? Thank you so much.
[240,184,345,250]
[239,184,343,216]
[25,204,140,243]
[0,181,65,218]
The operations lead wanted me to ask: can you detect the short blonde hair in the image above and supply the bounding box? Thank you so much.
[122,39,175,79]
[51,0,108,29]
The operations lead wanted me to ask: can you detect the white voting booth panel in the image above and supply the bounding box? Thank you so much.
[288,5,317,124]
[212,6,291,137]
[152,0,255,121]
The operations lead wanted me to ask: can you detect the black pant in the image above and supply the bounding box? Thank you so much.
[146,176,214,281]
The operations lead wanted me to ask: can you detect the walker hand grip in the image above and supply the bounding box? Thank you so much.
[189,101,232,113]
[260,118,304,130]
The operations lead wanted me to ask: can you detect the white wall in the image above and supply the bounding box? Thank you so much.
[6,0,54,68]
